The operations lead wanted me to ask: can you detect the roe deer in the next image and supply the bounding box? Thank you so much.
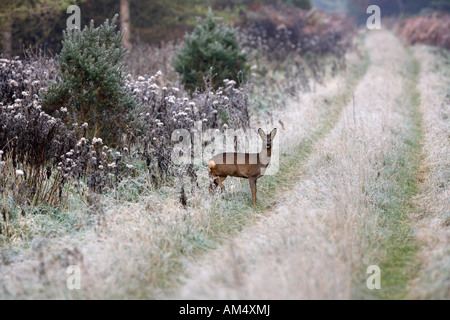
[208,128,277,205]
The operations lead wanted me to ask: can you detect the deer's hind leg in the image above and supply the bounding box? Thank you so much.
[217,176,227,192]
[209,172,219,194]
[209,172,227,194]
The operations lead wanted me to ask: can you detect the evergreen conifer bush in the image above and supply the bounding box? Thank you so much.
[174,9,250,93]
[284,0,311,9]
[42,15,137,146]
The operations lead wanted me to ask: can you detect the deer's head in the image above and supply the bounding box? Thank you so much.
[258,128,277,150]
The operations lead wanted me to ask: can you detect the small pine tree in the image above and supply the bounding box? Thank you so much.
[42,15,136,146]
[284,0,311,9]
[173,9,249,93]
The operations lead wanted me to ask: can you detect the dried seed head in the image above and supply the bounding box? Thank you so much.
[92,137,103,145]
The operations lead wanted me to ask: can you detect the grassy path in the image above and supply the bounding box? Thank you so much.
[367,49,423,300]
[407,46,450,299]
[363,40,448,300]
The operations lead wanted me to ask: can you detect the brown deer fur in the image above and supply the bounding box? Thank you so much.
[208,128,277,205]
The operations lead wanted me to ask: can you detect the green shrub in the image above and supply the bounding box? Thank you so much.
[283,0,311,9]
[42,15,137,146]
[173,9,249,93]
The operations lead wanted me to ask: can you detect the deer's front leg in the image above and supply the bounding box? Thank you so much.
[249,177,257,205]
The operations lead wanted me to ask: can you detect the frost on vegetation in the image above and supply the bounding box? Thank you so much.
[124,68,251,184]
[0,57,135,205]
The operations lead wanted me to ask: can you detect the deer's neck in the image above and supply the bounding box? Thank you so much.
[259,146,272,166]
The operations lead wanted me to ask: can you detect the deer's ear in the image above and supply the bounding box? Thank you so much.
[258,128,265,139]
[270,128,277,139]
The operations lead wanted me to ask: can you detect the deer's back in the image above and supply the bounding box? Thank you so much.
[209,152,267,179]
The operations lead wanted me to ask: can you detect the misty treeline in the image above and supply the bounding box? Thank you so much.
[1,0,449,58]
